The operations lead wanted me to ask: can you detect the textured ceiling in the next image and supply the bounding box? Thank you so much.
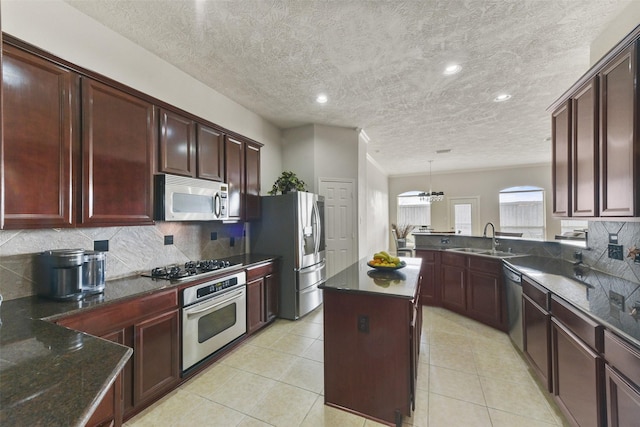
[65,0,631,175]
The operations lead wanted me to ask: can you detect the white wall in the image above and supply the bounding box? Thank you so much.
[590,2,640,65]
[2,0,283,189]
[281,125,315,192]
[362,154,390,258]
[389,164,561,241]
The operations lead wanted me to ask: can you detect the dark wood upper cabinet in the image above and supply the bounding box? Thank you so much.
[159,109,196,177]
[225,136,244,220]
[2,44,79,229]
[552,101,571,217]
[599,43,639,217]
[197,124,225,182]
[572,77,599,217]
[245,142,261,221]
[81,78,155,226]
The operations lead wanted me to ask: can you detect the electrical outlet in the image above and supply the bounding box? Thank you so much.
[357,315,369,333]
[210,232,217,241]
[609,290,625,311]
[609,233,619,244]
[164,235,173,245]
[230,237,235,247]
[635,252,640,264]
[94,240,109,252]
[608,244,623,260]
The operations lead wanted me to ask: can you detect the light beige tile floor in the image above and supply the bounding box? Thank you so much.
[125,306,568,427]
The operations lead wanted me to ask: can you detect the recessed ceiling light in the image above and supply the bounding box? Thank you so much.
[494,93,512,102]
[316,94,328,104]
[443,64,462,75]
[436,149,452,154]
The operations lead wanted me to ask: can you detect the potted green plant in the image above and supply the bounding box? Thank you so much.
[392,223,414,248]
[268,171,307,195]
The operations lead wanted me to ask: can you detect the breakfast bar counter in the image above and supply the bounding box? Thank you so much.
[319,257,422,427]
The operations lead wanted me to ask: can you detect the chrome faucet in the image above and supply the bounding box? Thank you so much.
[483,222,497,252]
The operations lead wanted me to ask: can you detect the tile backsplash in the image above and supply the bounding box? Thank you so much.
[0,222,247,300]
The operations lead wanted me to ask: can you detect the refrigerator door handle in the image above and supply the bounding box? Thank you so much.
[312,201,321,255]
[295,259,326,273]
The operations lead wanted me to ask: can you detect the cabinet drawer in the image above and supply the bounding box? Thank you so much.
[522,276,550,311]
[58,289,178,335]
[604,330,640,385]
[246,261,275,281]
[416,250,437,262]
[468,256,500,275]
[441,252,466,268]
[551,295,603,352]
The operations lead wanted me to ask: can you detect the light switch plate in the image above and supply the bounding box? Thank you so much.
[610,290,625,311]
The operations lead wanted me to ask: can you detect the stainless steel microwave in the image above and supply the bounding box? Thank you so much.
[154,174,229,221]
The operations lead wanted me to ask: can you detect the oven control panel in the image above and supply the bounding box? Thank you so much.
[183,271,247,307]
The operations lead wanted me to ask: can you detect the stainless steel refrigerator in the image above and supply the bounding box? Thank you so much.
[250,191,325,320]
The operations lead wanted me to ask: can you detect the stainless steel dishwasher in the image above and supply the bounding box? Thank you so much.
[503,263,523,352]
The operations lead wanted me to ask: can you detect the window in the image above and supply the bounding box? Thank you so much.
[397,191,431,240]
[499,186,545,239]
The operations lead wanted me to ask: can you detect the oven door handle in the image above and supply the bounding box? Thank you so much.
[185,290,245,317]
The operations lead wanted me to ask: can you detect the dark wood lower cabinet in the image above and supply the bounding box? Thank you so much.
[246,261,279,335]
[522,294,552,392]
[56,289,179,421]
[134,310,180,407]
[323,288,418,425]
[440,263,466,313]
[551,318,604,427]
[86,329,128,427]
[605,364,640,427]
[415,250,440,306]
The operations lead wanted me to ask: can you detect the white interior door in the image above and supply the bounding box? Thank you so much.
[448,197,480,235]
[319,178,355,278]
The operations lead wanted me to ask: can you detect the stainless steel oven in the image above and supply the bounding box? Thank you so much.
[182,271,246,372]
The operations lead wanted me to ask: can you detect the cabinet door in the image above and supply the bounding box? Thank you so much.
[247,278,264,334]
[466,270,505,330]
[81,78,155,226]
[225,137,244,220]
[134,310,180,407]
[440,264,466,313]
[245,143,261,221]
[197,124,224,181]
[552,101,572,216]
[572,77,599,217]
[86,329,126,427]
[523,294,552,392]
[605,364,640,427]
[2,44,78,229]
[599,43,638,217]
[159,109,196,177]
[265,273,279,322]
[415,250,440,306]
[552,318,604,427]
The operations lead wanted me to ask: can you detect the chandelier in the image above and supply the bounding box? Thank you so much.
[419,161,445,202]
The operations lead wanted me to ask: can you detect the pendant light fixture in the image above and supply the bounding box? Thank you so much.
[419,160,444,202]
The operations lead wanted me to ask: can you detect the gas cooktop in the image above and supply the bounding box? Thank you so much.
[143,259,239,281]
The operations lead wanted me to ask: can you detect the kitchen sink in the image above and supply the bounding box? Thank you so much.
[448,247,488,253]
[446,247,519,258]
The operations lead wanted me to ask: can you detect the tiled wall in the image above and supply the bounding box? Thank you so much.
[581,221,640,286]
[413,220,640,285]
[0,222,247,300]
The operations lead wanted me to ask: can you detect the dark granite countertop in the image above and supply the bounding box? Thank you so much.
[504,256,640,348]
[0,253,278,426]
[319,257,422,299]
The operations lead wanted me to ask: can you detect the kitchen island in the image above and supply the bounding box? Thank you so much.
[319,257,422,427]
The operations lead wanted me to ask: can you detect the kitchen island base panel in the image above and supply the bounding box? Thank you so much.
[323,289,413,426]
